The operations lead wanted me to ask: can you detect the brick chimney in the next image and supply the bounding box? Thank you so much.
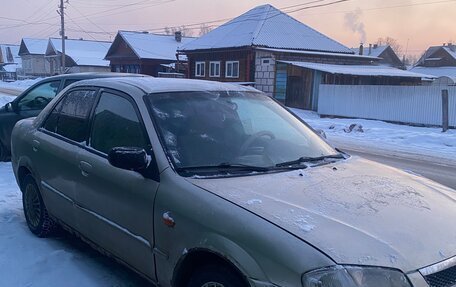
[369,44,372,55]
[175,31,182,43]
[359,43,364,55]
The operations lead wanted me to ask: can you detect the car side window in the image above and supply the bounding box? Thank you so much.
[90,92,148,154]
[43,89,97,143]
[18,81,61,111]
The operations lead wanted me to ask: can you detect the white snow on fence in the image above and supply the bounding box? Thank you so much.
[318,85,456,127]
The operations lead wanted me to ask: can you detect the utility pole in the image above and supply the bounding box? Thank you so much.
[58,0,66,74]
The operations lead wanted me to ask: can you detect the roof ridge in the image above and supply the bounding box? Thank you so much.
[120,30,197,39]
[251,4,273,44]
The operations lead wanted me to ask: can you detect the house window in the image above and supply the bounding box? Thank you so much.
[209,61,220,77]
[225,61,239,78]
[195,61,205,77]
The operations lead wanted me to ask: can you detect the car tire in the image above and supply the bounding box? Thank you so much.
[0,143,7,162]
[187,264,247,287]
[22,174,57,237]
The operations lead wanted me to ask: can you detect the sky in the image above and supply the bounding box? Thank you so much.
[0,0,455,57]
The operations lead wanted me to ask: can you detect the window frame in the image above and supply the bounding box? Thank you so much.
[195,61,206,77]
[209,61,221,78]
[39,87,100,146]
[86,88,152,158]
[225,61,240,78]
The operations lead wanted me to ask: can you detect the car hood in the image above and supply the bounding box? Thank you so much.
[186,157,456,273]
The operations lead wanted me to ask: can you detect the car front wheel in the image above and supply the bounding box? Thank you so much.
[0,143,8,162]
[22,174,57,237]
[187,264,247,287]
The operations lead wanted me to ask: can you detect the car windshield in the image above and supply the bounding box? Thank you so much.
[146,91,338,175]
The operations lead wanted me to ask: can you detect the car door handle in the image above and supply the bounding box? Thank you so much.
[79,161,92,177]
[32,140,40,152]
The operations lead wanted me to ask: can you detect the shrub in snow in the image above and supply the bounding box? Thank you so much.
[344,124,364,133]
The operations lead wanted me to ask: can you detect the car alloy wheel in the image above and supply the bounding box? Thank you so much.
[22,174,57,237]
[24,182,42,229]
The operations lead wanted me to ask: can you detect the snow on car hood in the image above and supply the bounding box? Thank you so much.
[186,156,456,273]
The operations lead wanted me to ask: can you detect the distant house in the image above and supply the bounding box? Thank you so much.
[0,44,21,81]
[351,44,405,69]
[18,38,51,77]
[410,43,456,85]
[45,38,111,74]
[179,4,427,110]
[105,31,194,76]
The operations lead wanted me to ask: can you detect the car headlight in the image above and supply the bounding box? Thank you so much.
[302,265,412,287]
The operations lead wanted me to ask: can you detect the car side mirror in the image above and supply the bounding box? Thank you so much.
[108,147,148,171]
[5,102,17,113]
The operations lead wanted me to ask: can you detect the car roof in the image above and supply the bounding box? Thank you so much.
[72,77,258,95]
[40,72,146,81]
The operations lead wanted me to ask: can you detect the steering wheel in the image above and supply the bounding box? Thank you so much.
[239,131,275,155]
[33,96,50,107]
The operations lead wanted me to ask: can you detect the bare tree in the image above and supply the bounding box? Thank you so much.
[163,25,193,37]
[377,37,403,56]
[403,54,420,66]
[199,23,212,36]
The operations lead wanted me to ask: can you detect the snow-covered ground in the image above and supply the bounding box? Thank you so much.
[0,78,40,92]
[0,92,15,106]
[0,162,152,286]
[292,108,456,164]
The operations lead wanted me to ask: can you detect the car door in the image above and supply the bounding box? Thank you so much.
[34,88,98,228]
[76,89,159,281]
[0,80,61,156]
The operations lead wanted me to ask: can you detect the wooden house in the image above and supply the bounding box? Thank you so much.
[179,4,427,110]
[18,38,51,77]
[105,31,194,76]
[410,43,456,85]
[45,38,111,74]
[0,44,21,81]
[351,44,405,69]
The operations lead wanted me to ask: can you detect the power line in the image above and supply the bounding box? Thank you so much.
[146,0,352,34]
[297,0,456,16]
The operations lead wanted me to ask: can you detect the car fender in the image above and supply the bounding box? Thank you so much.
[173,232,268,283]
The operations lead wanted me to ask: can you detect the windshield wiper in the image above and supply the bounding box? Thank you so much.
[177,162,271,173]
[275,153,345,168]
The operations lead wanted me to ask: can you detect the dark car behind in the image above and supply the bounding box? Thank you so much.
[0,72,146,161]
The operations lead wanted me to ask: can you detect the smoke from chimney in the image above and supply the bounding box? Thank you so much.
[344,8,367,44]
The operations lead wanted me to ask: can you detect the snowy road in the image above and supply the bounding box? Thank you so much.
[343,148,456,189]
[0,163,152,286]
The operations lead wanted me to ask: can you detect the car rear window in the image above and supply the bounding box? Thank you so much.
[43,90,97,143]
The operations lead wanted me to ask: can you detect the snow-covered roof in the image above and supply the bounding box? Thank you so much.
[280,61,434,78]
[351,45,389,58]
[0,44,20,64]
[443,46,456,61]
[409,66,456,82]
[47,38,111,67]
[258,47,379,60]
[1,63,19,72]
[180,4,353,54]
[20,38,49,55]
[417,45,456,65]
[107,31,194,61]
